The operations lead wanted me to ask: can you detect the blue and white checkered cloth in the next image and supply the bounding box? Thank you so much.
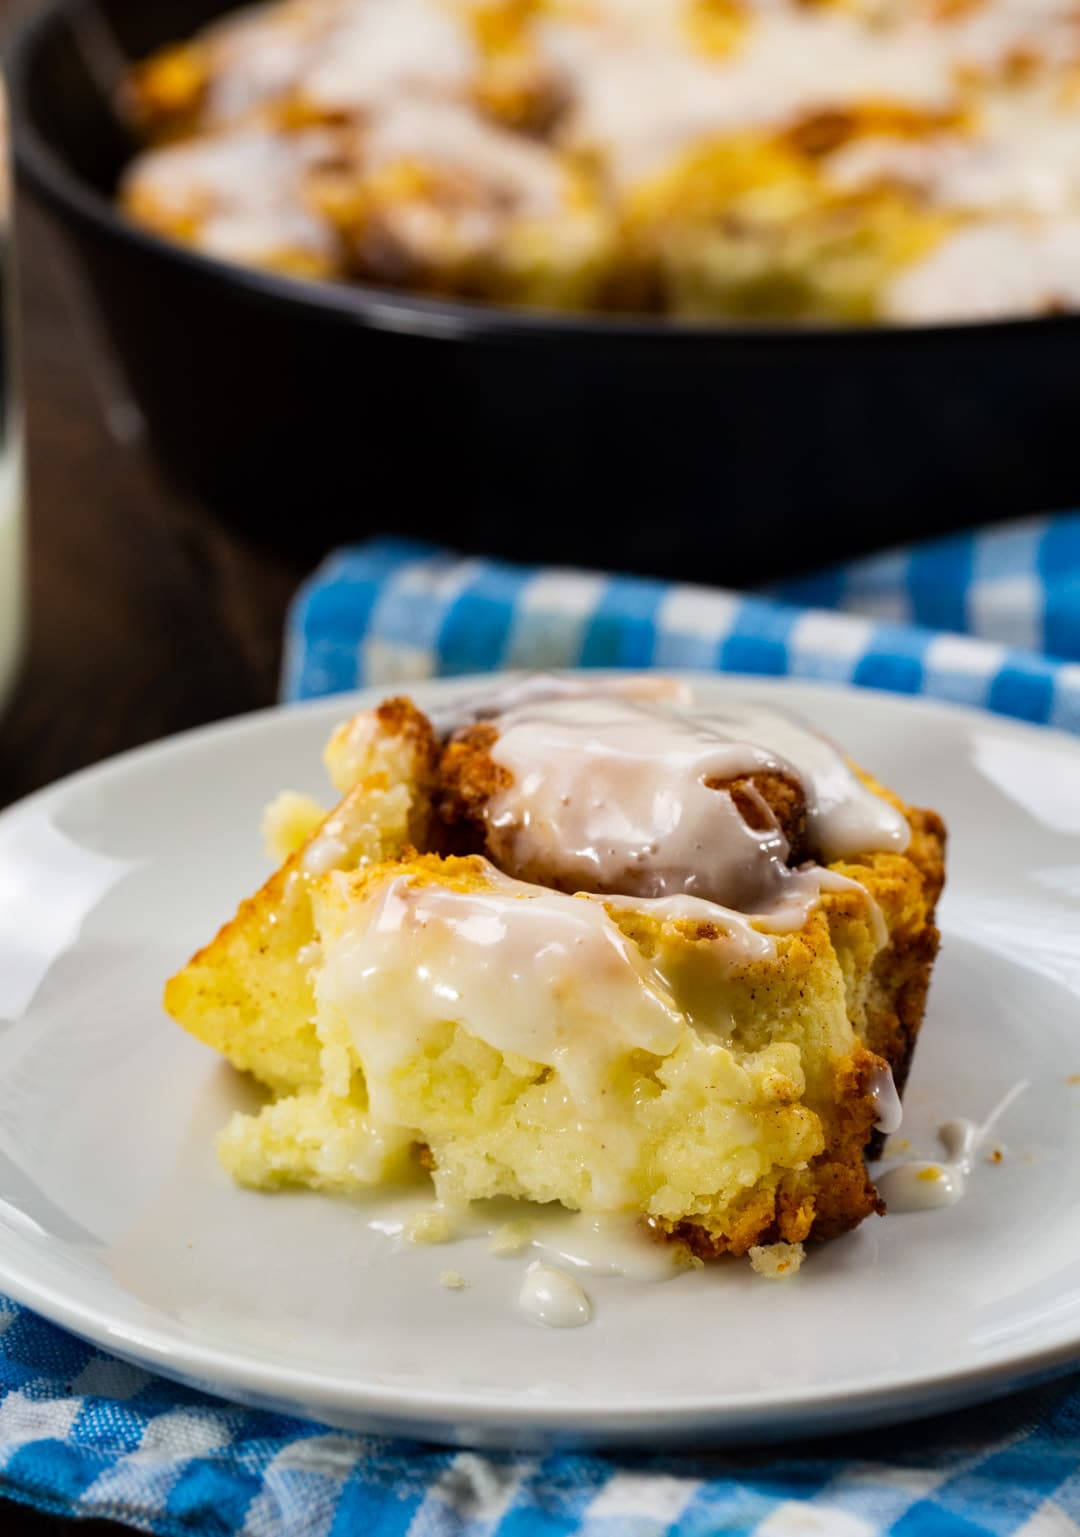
[283,518,1080,729]
[7,513,1080,1536]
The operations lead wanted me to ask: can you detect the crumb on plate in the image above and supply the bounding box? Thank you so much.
[408,1208,453,1245]
[748,1241,805,1280]
[489,1220,533,1256]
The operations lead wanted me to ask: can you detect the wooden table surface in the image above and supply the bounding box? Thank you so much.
[0,185,307,1537]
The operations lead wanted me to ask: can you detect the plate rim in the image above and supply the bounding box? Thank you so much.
[3,670,1080,1446]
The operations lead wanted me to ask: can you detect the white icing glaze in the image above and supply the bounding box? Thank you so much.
[587,891,779,959]
[196,0,477,124]
[299,0,474,115]
[545,8,955,186]
[527,1210,682,1282]
[938,1117,981,1168]
[364,1194,690,1330]
[886,219,1080,323]
[362,98,565,218]
[687,705,911,862]
[481,692,908,911]
[518,1261,593,1328]
[486,695,791,909]
[200,0,338,122]
[944,0,1080,80]
[123,127,339,264]
[314,859,841,1212]
[597,868,881,940]
[429,672,694,737]
[877,1118,978,1211]
[367,1193,682,1280]
[317,865,688,1119]
[125,0,1080,322]
[868,1063,903,1135]
[877,1157,967,1211]
[830,105,1080,223]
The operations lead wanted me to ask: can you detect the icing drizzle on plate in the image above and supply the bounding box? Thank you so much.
[878,1080,1030,1213]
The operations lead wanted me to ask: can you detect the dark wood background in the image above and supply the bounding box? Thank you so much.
[0,0,305,809]
[0,4,308,1521]
[0,196,301,813]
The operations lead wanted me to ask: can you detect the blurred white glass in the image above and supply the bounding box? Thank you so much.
[0,83,24,715]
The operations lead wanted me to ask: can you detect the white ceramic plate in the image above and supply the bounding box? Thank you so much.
[1,673,1079,1449]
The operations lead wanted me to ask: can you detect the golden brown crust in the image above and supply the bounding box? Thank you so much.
[802,1050,888,1240]
[371,699,442,807]
[164,823,325,1094]
[828,793,947,1155]
[323,694,440,830]
[867,804,946,1090]
[375,696,441,763]
[704,768,808,860]
[662,1045,885,1257]
[122,44,209,141]
[905,803,948,910]
[435,723,512,853]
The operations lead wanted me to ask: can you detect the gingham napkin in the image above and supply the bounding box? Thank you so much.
[5,513,1080,1537]
[283,517,1080,726]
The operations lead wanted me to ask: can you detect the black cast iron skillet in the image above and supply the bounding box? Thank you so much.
[9,0,1080,581]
